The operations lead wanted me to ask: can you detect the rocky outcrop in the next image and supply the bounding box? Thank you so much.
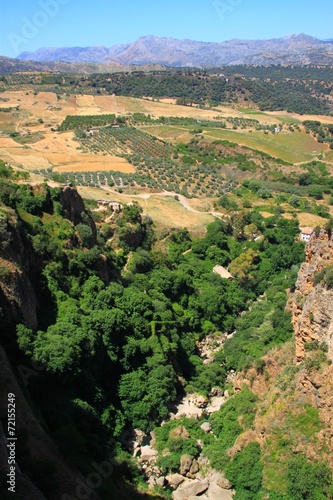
[291,229,333,361]
[0,211,40,331]
[60,186,97,243]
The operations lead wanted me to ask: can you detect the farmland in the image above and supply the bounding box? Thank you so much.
[0,85,333,230]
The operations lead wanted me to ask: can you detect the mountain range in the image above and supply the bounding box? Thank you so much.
[16,34,333,67]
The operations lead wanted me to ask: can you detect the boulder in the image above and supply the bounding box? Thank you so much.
[188,496,209,500]
[209,387,224,397]
[172,480,209,500]
[139,445,157,462]
[217,476,232,490]
[166,473,185,489]
[150,430,157,448]
[195,395,208,408]
[207,485,234,499]
[203,357,215,365]
[187,459,199,478]
[200,421,212,433]
[207,472,233,499]
[156,476,166,487]
[170,425,190,439]
[180,454,193,476]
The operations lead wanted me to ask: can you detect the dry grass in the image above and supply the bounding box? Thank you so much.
[0,137,19,147]
[297,213,329,227]
[4,150,52,169]
[269,110,333,125]
[53,156,134,173]
[76,95,101,115]
[32,131,81,154]
[77,186,214,235]
[140,125,192,142]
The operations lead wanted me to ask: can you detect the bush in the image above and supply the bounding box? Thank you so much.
[314,264,333,289]
[225,442,263,498]
[286,455,333,500]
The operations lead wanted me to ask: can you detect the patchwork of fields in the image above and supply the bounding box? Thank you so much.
[1,89,333,231]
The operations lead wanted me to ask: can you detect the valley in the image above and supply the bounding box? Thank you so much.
[1,62,333,499]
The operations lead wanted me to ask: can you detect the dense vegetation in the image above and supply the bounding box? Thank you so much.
[58,113,116,131]
[0,166,313,497]
[2,65,333,115]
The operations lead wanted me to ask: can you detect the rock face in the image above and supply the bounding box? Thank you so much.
[0,345,101,499]
[291,229,333,361]
[60,186,97,242]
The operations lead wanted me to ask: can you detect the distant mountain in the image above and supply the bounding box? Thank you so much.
[0,55,166,75]
[16,34,333,67]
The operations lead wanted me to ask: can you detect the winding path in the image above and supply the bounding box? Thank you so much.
[99,185,224,218]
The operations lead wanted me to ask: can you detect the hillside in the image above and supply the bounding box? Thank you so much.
[1,163,333,498]
[16,34,333,67]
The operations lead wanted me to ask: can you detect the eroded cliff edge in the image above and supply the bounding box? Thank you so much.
[291,228,333,361]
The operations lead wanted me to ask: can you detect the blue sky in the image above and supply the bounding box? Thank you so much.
[1,0,332,58]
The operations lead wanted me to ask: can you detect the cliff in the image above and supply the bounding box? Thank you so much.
[291,229,333,361]
[0,185,105,335]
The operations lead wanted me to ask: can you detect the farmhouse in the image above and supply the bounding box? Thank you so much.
[300,227,314,242]
[213,265,233,280]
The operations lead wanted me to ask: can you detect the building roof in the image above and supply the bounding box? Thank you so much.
[300,227,314,235]
[213,265,233,280]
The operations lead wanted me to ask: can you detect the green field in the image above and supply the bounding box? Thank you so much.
[204,128,326,163]
[141,124,326,163]
[324,150,333,162]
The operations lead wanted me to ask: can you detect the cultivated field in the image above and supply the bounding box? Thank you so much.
[1,89,333,233]
[204,128,328,163]
[53,156,134,173]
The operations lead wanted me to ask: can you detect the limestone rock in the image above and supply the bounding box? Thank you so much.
[166,473,185,489]
[291,229,333,362]
[139,445,157,462]
[170,425,190,439]
[187,459,199,479]
[156,476,166,487]
[195,395,208,408]
[200,421,212,433]
[209,387,224,397]
[172,479,209,500]
[180,454,193,475]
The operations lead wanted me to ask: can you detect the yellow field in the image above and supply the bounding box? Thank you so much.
[76,95,102,114]
[297,213,329,227]
[53,156,134,173]
[140,125,192,142]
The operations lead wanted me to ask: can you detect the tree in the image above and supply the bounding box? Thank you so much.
[226,442,263,498]
[229,249,257,284]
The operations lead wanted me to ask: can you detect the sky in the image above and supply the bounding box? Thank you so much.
[1,0,332,58]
